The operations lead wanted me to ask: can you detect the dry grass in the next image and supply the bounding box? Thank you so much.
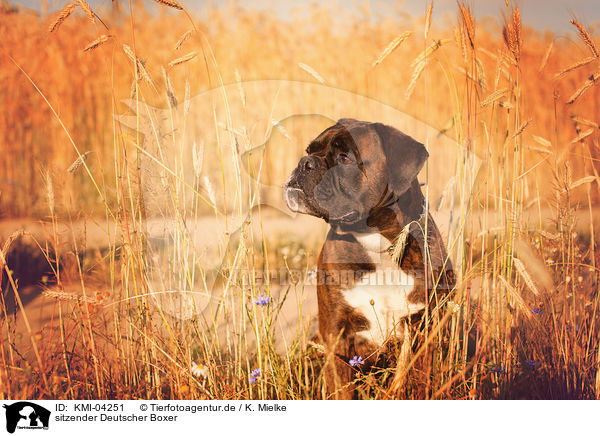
[82,34,111,52]
[48,3,76,33]
[0,1,599,400]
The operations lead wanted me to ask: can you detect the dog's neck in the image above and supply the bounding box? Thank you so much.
[331,180,426,245]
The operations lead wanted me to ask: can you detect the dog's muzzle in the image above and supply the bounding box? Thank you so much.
[284,184,304,212]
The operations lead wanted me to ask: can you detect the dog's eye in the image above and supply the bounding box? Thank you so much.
[337,153,353,165]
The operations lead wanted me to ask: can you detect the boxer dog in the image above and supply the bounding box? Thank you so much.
[284,118,455,398]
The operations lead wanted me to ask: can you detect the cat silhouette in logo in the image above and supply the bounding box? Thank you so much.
[3,402,50,433]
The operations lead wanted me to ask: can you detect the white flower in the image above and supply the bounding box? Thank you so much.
[191,362,208,378]
[448,300,460,313]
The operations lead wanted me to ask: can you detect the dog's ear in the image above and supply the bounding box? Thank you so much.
[337,118,360,127]
[372,123,428,196]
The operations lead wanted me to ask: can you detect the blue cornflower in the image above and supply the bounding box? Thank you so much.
[532,308,542,315]
[349,355,365,367]
[490,366,505,374]
[254,294,272,306]
[249,368,261,384]
[524,360,538,369]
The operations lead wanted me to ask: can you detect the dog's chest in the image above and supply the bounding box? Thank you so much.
[342,232,425,346]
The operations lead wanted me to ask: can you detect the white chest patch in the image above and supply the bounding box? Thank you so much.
[342,231,425,346]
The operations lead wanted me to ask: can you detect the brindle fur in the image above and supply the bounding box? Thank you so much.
[284,119,455,398]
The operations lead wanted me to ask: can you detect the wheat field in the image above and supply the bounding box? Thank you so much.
[0,0,599,399]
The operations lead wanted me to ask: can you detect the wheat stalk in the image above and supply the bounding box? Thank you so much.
[455,26,467,65]
[153,0,183,10]
[67,151,93,173]
[570,128,594,143]
[571,19,599,58]
[502,7,522,63]
[565,175,598,192]
[168,51,198,67]
[475,56,487,89]
[298,63,326,83]
[203,176,216,205]
[122,44,136,62]
[512,7,522,54]
[174,29,193,50]
[405,39,449,100]
[567,71,600,103]
[129,80,137,99]
[307,341,326,355]
[411,39,450,68]
[122,44,153,84]
[539,40,554,71]
[497,275,533,320]
[184,78,191,117]
[405,61,425,100]
[537,230,561,241]
[480,88,508,107]
[555,56,596,79]
[371,30,412,67]
[532,135,552,148]
[192,141,204,178]
[83,34,111,51]
[528,145,552,155]
[391,223,412,263]
[512,257,540,296]
[76,0,95,23]
[571,115,599,129]
[0,230,25,273]
[43,289,99,304]
[48,3,76,33]
[459,4,475,49]
[162,67,177,108]
[424,3,433,40]
[371,31,412,67]
[512,118,531,138]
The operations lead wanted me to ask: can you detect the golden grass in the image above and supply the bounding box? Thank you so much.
[167,51,198,67]
[570,19,599,59]
[0,1,599,400]
[82,34,111,51]
[75,0,94,23]
[48,3,76,33]
[152,0,183,11]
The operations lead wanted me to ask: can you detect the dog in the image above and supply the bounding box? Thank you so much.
[284,118,455,397]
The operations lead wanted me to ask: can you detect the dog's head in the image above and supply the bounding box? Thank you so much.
[284,118,428,226]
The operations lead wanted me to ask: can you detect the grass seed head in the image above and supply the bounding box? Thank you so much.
[83,34,112,51]
[48,3,77,33]
[76,0,95,22]
[153,0,183,10]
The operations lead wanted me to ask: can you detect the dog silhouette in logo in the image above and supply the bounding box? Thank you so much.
[3,402,50,433]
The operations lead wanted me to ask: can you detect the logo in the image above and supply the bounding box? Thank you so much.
[2,402,50,433]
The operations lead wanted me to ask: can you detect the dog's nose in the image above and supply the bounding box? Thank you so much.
[300,156,318,171]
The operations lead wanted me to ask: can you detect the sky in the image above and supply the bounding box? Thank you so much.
[10,0,600,33]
